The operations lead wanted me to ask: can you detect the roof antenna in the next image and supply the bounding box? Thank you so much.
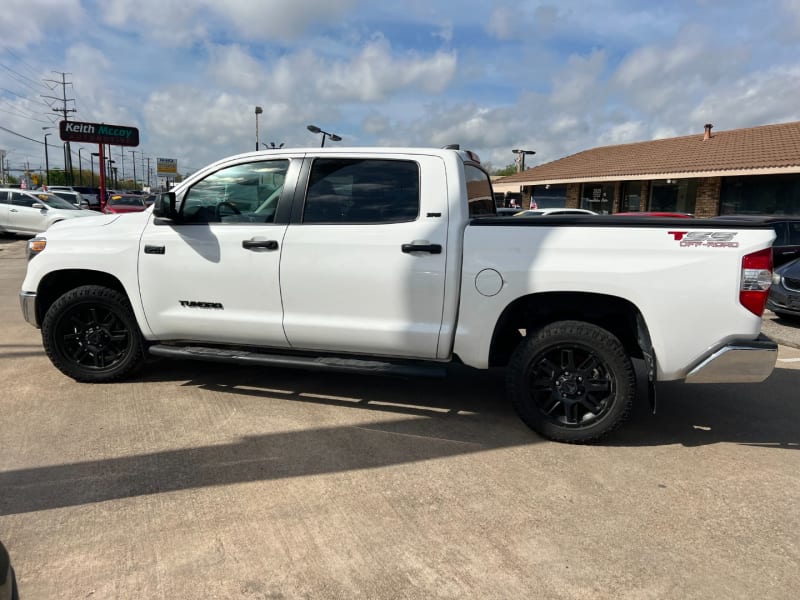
[442,144,460,150]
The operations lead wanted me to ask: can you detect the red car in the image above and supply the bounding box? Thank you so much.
[103,194,149,214]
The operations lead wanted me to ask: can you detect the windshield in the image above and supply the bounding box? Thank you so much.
[36,193,80,210]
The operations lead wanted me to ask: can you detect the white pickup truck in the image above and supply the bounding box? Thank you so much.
[20,147,778,442]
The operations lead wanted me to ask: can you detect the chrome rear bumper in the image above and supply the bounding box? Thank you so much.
[19,291,38,328]
[685,335,777,384]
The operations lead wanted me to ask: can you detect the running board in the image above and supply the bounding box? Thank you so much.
[148,344,447,378]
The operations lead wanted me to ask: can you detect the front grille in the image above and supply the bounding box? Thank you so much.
[784,276,800,292]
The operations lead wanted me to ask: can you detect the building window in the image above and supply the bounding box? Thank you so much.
[650,179,697,214]
[531,184,567,209]
[619,181,642,212]
[720,175,800,215]
[580,183,613,214]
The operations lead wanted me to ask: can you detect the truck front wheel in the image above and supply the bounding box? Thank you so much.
[41,285,145,382]
[506,320,635,443]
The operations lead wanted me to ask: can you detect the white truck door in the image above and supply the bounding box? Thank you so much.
[280,155,450,359]
[138,159,294,347]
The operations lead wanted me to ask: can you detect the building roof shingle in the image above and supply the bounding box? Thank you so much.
[497,121,800,186]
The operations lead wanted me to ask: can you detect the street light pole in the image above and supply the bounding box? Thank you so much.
[78,148,84,185]
[91,152,99,187]
[255,106,263,151]
[511,148,536,173]
[43,133,51,186]
[307,124,342,147]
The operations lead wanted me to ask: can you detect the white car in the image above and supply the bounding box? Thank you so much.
[0,188,96,235]
[513,208,598,216]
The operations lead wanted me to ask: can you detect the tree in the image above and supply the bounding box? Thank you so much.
[492,163,518,177]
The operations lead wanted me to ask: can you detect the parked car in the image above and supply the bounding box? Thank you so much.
[103,194,149,214]
[712,215,800,266]
[46,186,102,212]
[0,540,18,600]
[514,208,597,216]
[767,256,800,320]
[50,189,88,209]
[0,188,97,235]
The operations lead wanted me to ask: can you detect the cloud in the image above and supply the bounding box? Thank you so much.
[689,65,800,129]
[99,0,358,44]
[551,50,607,106]
[206,38,457,103]
[0,0,83,49]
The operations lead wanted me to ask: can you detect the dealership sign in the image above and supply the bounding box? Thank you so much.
[157,157,178,176]
[59,120,140,146]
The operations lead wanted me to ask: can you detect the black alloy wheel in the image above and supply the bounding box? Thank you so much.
[507,320,635,443]
[42,285,145,382]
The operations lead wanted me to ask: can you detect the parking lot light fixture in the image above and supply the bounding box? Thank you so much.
[307,124,342,147]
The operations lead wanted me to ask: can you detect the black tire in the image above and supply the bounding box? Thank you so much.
[506,320,635,443]
[41,285,145,382]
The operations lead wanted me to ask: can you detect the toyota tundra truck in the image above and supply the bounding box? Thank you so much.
[19,147,778,443]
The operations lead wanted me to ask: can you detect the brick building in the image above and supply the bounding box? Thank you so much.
[493,121,800,217]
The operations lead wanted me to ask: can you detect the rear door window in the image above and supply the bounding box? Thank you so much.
[303,159,419,224]
[464,164,495,217]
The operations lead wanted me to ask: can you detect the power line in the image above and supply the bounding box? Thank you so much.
[4,50,41,79]
[0,105,50,124]
[0,62,46,92]
[0,124,46,144]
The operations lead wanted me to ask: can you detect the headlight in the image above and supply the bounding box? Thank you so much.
[772,272,782,285]
[26,237,47,261]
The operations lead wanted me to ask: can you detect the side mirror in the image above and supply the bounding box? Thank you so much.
[79,199,90,209]
[31,203,46,210]
[153,192,179,221]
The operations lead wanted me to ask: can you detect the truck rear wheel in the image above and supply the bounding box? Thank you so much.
[506,320,635,443]
[42,285,145,382]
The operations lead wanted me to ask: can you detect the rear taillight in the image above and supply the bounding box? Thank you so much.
[740,248,773,316]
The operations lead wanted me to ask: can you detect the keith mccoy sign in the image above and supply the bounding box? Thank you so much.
[59,120,140,146]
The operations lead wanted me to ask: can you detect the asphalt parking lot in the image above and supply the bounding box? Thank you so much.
[1,236,799,599]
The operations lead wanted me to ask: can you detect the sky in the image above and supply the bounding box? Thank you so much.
[1,0,799,181]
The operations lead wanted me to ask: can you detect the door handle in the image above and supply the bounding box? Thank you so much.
[242,239,279,250]
[402,243,442,254]
[10,208,18,212]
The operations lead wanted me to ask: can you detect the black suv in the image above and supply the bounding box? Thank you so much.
[712,215,800,266]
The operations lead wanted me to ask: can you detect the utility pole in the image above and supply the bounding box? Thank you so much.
[42,72,77,184]
[146,157,151,189]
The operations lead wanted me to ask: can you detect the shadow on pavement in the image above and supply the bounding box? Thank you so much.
[0,363,539,517]
[608,367,800,449]
[2,361,798,516]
